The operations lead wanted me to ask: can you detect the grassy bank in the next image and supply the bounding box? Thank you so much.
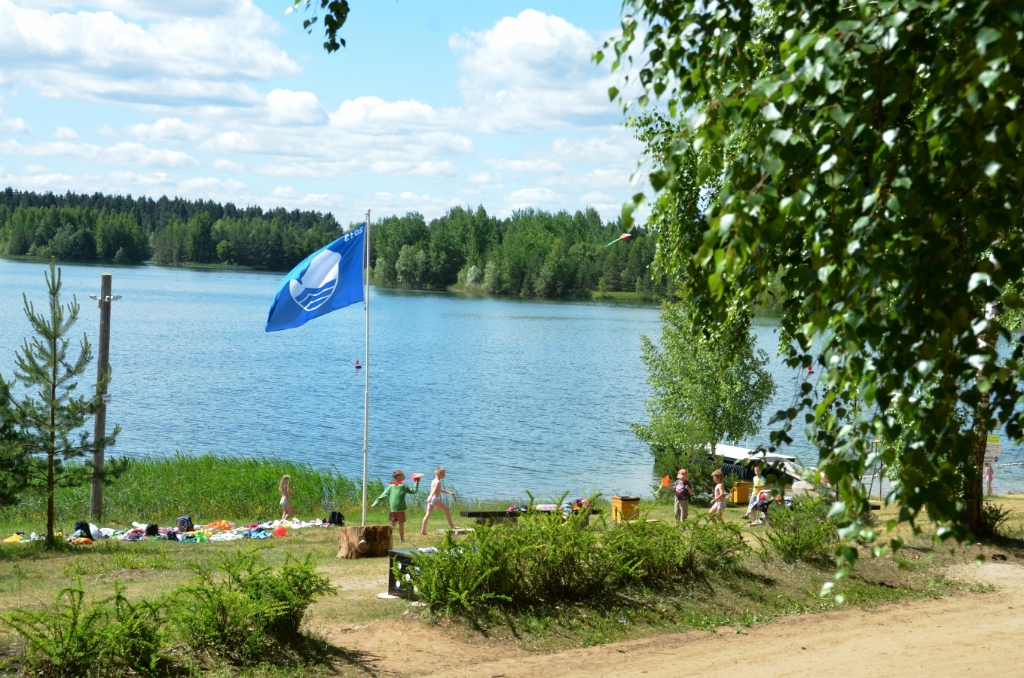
[2,497,1015,675]
[0,454,384,531]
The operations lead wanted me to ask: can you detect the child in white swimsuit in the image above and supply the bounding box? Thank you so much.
[709,469,726,524]
[279,475,293,521]
[420,467,455,535]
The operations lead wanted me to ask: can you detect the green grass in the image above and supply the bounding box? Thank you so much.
[0,454,385,531]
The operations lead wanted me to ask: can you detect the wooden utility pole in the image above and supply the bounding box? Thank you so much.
[90,274,115,520]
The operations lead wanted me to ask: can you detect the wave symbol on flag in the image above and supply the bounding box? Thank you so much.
[289,249,342,311]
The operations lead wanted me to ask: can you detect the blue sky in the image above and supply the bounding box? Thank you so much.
[0,0,644,224]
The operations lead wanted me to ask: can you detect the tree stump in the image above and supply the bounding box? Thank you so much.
[337,525,392,559]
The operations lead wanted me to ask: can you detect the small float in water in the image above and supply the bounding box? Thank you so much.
[354,360,362,369]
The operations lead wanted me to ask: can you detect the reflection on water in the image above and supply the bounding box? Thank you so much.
[0,259,1020,498]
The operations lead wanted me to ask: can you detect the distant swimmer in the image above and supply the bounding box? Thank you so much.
[355,359,362,369]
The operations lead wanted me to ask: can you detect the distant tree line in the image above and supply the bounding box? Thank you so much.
[0,188,341,268]
[371,207,667,299]
[0,189,666,299]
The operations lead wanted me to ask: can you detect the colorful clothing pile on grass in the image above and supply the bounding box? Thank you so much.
[0,518,332,545]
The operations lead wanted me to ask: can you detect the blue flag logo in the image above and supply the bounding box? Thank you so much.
[265,224,365,332]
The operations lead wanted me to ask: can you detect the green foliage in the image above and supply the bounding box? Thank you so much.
[982,502,1012,537]
[0,453,379,528]
[0,188,341,270]
[370,206,666,299]
[411,513,747,618]
[3,581,165,678]
[0,262,123,545]
[3,552,332,675]
[605,0,1024,545]
[633,299,775,486]
[291,0,350,53]
[757,496,838,565]
[173,549,334,665]
[0,206,149,264]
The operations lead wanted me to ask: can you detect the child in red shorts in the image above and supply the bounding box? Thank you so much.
[371,469,420,541]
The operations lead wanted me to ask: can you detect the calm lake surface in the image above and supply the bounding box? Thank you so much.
[1,258,1021,499]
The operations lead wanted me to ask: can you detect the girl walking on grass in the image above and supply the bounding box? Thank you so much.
[709,469,726,524]
[421,467,456,535]
[279,475,293,521]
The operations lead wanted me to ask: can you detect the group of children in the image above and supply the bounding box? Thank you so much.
[276,468,456,542]
[671,464,768,525]
[370,467,455,541]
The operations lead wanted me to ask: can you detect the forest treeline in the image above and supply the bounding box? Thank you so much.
[0,188,340,269]
[0,188,667,299]
[370,207,665,298]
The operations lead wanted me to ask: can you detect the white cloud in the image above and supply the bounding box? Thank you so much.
[372,190,461,215]
[127,117,207,142]
[505,187,562,208]
[489,158,563,173]
[107,170,171,186]
[0,139,197,167]
[550,135,642,164]
[213,158,245,171]
[1,117,29,132]
[177,175,246,195]
[0,0,298,107]
[53,125,77,139]
[450,9,617,132]
[1,169,74,189]
[266,89,326,125]
[23,163,47,173]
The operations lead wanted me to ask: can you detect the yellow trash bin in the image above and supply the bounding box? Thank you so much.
[611,495,640,522]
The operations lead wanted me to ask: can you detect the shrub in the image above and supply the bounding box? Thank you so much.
[680,519,748,573]
[3,581,165,678]
[983,502,1012,537]
[172,549,334,665]
[412,511,749,617]
[758,496,837,565]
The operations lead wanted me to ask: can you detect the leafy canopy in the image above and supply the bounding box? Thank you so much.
[603,0,1024,551]
[290,0,351,53]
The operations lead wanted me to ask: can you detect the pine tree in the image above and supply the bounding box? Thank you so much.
[0,260,123,546]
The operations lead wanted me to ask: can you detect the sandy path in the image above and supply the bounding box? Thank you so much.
[329,561,1024,677]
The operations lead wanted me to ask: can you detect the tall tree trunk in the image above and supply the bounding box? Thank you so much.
[963,389,991,540]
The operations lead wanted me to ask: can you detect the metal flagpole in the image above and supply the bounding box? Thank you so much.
[361,210,371,526]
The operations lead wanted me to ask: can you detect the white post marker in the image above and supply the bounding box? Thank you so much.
[362,209,371,526]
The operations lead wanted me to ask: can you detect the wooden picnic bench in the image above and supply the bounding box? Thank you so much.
[460,509,601,525]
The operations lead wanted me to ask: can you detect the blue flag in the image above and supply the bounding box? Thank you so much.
[265,224,366,332]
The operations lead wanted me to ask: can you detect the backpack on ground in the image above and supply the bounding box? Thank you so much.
[176,515,194,532]
[327,511,345,526]
[144,523,159,536]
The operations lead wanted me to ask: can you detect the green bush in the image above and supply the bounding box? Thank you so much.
[679,519,747,573]
[3,582,165,678]
[411,512,749,617]
[172,549,334,665]
[757,496,837,565]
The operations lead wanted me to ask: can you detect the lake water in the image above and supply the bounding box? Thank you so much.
[1,258,1021,499]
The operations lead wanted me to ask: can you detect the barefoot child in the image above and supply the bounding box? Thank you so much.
[421,467,456,535]
[709,469,726,524]
[371,470,420,542]
[279,475,293,521]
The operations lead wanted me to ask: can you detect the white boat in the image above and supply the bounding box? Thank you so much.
[711,443,802,481]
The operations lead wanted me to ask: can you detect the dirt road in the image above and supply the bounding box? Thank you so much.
[328,561,1023,678]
